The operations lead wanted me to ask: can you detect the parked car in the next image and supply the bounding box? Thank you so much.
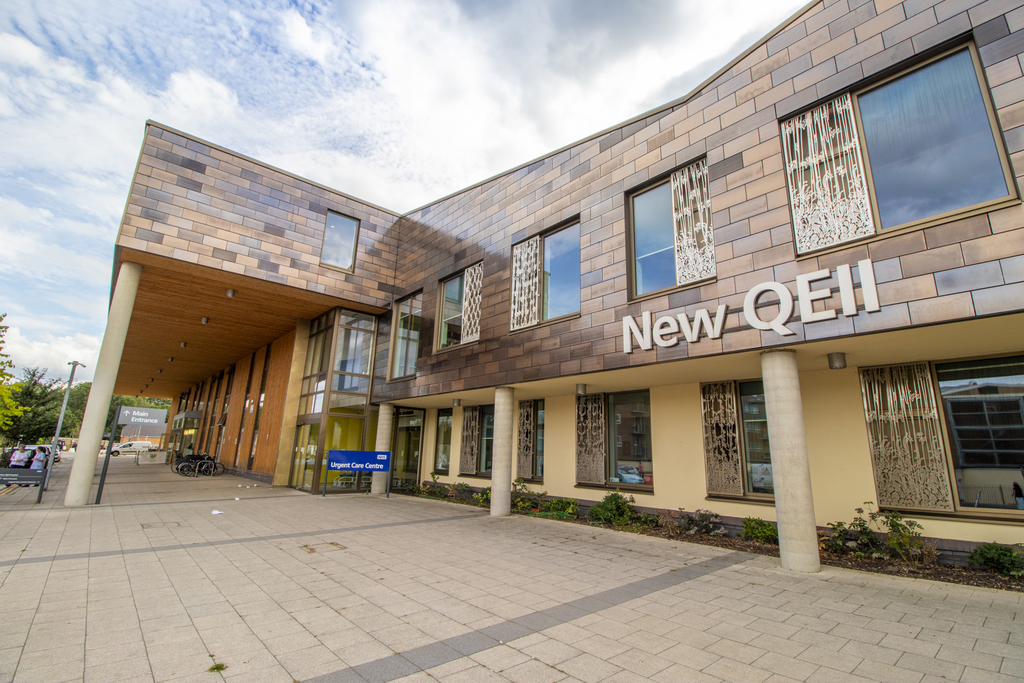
[111,441,159,456]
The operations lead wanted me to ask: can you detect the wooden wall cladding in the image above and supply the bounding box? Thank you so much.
[221,353,252,467]
[252,329,296,475]
[237,348,266,470]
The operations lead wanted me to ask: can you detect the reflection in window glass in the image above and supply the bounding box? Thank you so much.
[632,182,675,296]
[607,391,652,486]
[535,400,545,478]
[435,408,452,473]
[739,381,773,494]
[543,226,581,320]
[321,212,360,270]
[393,294,422,378]
[937,356,1024,511]
[333,374,369,393]
[440,275,465,347]
[859,50,1010,229]
[335,328,371,375]
[323,416,364,490]
[479,405,495,473]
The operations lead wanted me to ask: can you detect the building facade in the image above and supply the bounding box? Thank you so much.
[68,0,1024,569]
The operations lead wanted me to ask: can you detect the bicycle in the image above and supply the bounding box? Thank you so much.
[173,453,224,477]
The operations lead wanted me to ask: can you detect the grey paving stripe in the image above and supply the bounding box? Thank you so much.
[0,512,482,567]
[305,550,753,683]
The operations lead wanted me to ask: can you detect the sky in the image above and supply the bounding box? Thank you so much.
[0,0,807,384]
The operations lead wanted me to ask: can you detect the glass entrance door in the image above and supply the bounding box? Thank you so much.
[290,422,320,491]
[392,408,423,490]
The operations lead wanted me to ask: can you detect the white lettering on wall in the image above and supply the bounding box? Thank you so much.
[622,259,881,353]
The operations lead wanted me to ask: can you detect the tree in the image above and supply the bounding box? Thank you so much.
[2,367,62,444]
[60,382,172,440]
[0,315,25,441]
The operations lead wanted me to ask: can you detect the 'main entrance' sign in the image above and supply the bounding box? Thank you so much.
[623,259,880,353]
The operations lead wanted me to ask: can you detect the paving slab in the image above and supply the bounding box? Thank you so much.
[0,454,1022,683]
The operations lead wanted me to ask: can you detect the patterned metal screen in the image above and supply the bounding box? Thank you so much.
[859,364,955,511]
[671,159,716,286]
[700,382,743,496]
[781,93,876,254]
[459,406,480,475]
[575,394,606,485]
[510,238,540,330]
[517,400,535,478]
[462,263,483,343]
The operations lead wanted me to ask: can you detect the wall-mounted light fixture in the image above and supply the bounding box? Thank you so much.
[201,317,209,325]
[576,383,587,395]
[226,289,235,298]
[828,352,847,370]
[452,399,461,407]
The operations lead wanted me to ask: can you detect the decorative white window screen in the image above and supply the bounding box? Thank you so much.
[462,263,483,343]
[859,364,955,511]
[459,406,480,475]
[700,382,743,496]
[781,94,876,254]
[671,159,716,285]
[575,394,606,485]
[517,400,536,478]
[510,237,540,330]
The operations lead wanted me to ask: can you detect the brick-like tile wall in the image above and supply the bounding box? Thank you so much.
[117,124,400,309]
[373,0,1024,402]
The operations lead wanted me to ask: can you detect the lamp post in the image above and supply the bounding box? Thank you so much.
[44,361,85,491]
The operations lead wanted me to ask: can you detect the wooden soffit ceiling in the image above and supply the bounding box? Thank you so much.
[114,249,384,399]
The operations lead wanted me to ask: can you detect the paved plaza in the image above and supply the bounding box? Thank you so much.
[0,455,1022,683]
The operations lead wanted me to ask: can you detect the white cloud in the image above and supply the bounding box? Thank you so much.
[4,327,100,382]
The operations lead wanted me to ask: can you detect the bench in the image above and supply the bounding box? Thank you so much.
[0,469,46,486]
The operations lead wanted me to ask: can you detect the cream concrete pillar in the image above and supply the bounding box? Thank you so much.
[490,386,514,517]
[65,262,143,507]
[371,403,394,495]
[760,349,820,573]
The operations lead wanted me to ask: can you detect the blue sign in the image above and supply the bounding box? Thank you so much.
[327,450,391,472]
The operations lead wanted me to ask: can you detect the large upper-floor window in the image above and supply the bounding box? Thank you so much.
[782,46,1014,255]
[321,211,360,271]
[391,293,422,379]
[437,263,482,348]
[510,224,581,330]
[629,158,715,298]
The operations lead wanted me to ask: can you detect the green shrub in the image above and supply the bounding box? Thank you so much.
[671,508,722,535]
[967,543,1024,577]
[740,517,778,544]
[512,477,547,511]
[543,497,579,516]
[471,487,491,507]
[820,505,883,556]
[875,510,925,564]
[819,503,932,565]
[587,491,637,527]
[446,482,470,498]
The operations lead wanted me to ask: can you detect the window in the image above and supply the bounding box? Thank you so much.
[607,391,652,487]
[438,263,482,348]
[391,293,422,379]
[937,356,1024,512]
[700,381,774,498]
[435,408,452,474]
[510,224,581,329]
[321,211,360,271]
[782,47,1013,255]
[479,405,495,474]
[629,158,715,298]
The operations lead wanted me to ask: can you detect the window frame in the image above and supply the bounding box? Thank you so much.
[785,43,1018,258]
[736,380,776,501]
[930,354,1024,522]
[434,408,453,475]
[606,389,654,490]
[625,157,717,302]
[319,210,361,273]
[435,263,482,350]
[510,220,582,331]
[389,291,423,380]
[699,380,776,504]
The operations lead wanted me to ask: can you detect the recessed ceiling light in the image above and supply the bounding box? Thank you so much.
[226,289,235,298]
[201,317,209,325]
[168,357,174,362]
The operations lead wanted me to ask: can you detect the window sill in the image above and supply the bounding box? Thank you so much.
[319,261,357,276]
[432,470,449,476]
[432,340,480,356]
[388,373,417,384]
[509,312,581,336]
[882,507,1024,525]
[575,482,654,496]
[458,472,492,480]
[705,494,776,507]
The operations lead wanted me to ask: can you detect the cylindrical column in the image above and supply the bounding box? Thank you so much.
[65,262,143,507]
[371,404,394,495]
[760,349,820,573]
[490,386,514,517]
